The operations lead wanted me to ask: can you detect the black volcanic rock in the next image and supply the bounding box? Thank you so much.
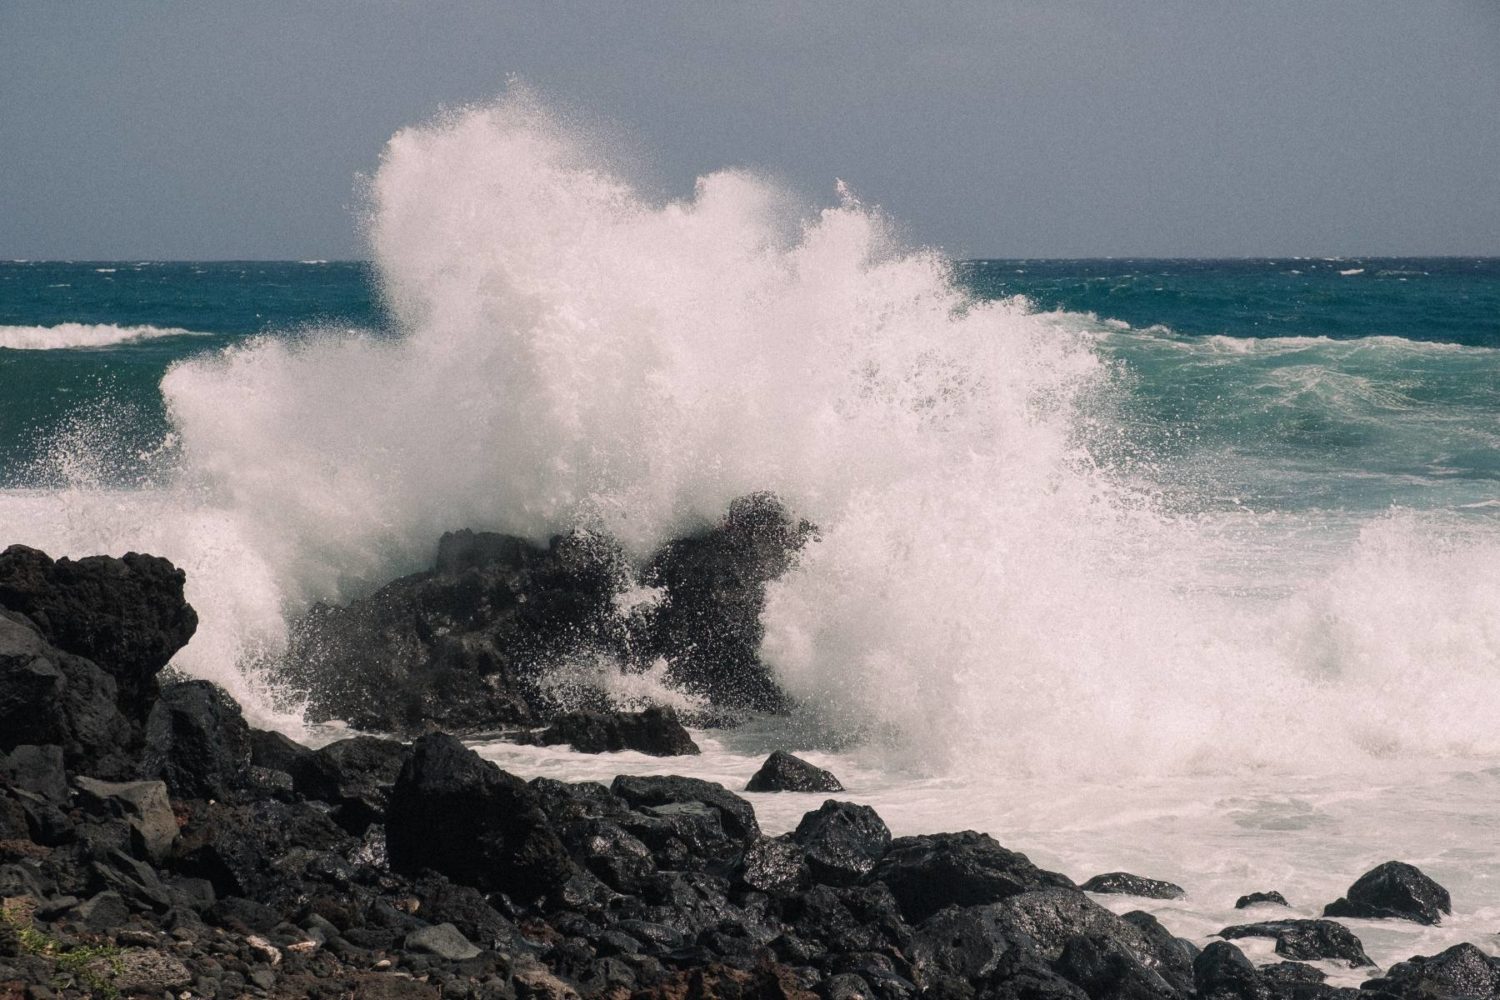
[142,680,252,801]
[745,750,842,792]
[0,544,196,722]
[279,529,629,734]
[521,706,699,756]
[1362,942,1500,999]
[737,836,810,897]
[386,733,573,902]
[1193,940,1263,1000]
[1322,860,1451,925]
[631,492,814,713]
[0,610,135,778]
[1235,890,1288,909]
[290,735,410,833]
[1080,871,1185,899]
[1218,919,1372,966]
[871,830,1075,924]
[792,800,890,886]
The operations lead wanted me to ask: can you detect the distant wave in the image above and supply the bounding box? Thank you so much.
[0,323,206,350]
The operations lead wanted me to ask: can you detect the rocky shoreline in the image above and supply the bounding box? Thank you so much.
[2,524,1497,999]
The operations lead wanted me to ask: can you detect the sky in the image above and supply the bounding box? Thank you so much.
[2,2,1498,260]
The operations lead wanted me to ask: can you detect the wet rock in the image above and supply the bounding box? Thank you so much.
[1056,932,1180,1000]
[280,529,628,734]
[982,888,1163,966]
[386,733,574,902]
[1362,942,1500,999]
[784,883,910,960]
[870,831,1074,924]
[170,798,352,900]
[1194,940,1264,1000]
[406,922,482,961]
[632,492,814,713]
[738,837,811,897]
[73,776,177,860]
[907,904,1039,987]
[1322,861,1450,925]
[1119,910,1198,993]
[1080,871,1185,900]
[611,774,760,854]
[745,751,843,793]
[248,727,313,776]
[1235,891,1288,909]
[142,680,252,800]
[522,707,699,757]
[792,800,890,886]
[292,735,410,833]
[1218,919,1372,967]
[0,544,196,722]
[1259,962,1325,986]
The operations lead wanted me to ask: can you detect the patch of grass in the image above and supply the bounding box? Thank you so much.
[2,895,123,999]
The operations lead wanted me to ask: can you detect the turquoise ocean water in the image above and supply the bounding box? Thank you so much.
[4,257,1497,513]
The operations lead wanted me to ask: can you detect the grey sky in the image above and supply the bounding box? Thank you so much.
[2,2,1497,259]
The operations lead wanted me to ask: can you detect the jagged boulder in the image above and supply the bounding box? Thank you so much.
[1362,942,1500,999]
[871,830,1075,923]
[0,544,196,722]
[142,680,252,801]
[791,800,890,886]
[289,735,410,833]
[0,611,135,778]
[1235,890,1288,909]
[520,707,699,756]
[745,751,842,793]
[1218,919,1372,966]
[632,492,814,712]
[386,733,574,902]
[279,529,628,734]
[610,774,760,866]
[1194,940,1264,1000]
[1080,871,1185,899]
[1323,860,1451,925]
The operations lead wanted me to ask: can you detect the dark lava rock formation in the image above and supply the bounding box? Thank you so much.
[1080,871,1186,900]
[1323,860,1452,925]
[1235,890,1289,909]
[277,492,813,736]
[519,706,700,756]
[746,750,843,793]
[1218,918,1373,966]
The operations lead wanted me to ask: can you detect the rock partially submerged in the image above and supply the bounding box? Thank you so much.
[1236,889,1289,909]
[1363,942,1500,999]
[1080,870,1186,900]
[278,493,814,736]
[1218,918,1373,966]
[520,706,700,756]
[1323,860,1452,925]
[745,750,843,792]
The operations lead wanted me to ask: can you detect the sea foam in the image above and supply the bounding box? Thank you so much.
[5,91,1498,774]
[0,323,203,350]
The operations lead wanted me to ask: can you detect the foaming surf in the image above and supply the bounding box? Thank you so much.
[0,322,206,350]
[2,90,1497,789]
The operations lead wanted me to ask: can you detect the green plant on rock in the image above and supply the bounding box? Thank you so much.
[2,895,124,999]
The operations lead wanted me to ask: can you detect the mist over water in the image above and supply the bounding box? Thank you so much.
[2,92,1497,789]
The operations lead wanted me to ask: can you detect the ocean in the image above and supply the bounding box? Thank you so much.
[2,99,1498,981]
